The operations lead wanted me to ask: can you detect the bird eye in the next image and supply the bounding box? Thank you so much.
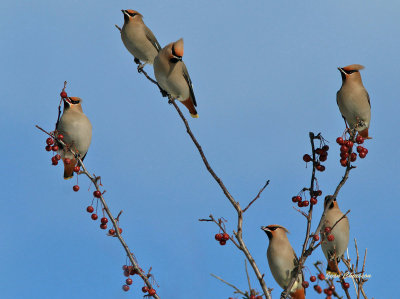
[269,227,277,231]
[347,70,357,74]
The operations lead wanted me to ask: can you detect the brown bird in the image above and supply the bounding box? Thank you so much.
[120,9,161,66]
[321,197,350,275]
[337,64,371,139]
[153,38,198,118]
[261,225,305,299]
[56,97,92,179]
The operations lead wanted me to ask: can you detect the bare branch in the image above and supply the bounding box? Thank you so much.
[243,180,270,212]
[210,273,246,296]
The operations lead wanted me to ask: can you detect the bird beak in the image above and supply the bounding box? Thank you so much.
[261,226,272,239]
[338,67,346,75]
[261,226,269,231]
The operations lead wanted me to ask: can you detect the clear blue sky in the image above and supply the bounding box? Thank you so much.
[1,1,398,298]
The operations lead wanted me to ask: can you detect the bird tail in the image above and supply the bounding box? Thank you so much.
[181,98,199,118]
[359,128,372,139]
[290,288,305,299]
[63,158,77,180]
[326,259,341,275]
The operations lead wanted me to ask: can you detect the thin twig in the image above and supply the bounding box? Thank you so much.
[243,180,270,212]
[244,260,252,293]
[211,274,246,296]
[36,125,160,299]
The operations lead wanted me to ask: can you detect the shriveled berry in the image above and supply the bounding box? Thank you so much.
[356,135,364,144]
[55,154,61,161]
[86,206,94,213]
[319,153,327,162]
[91,213,98,220]
[310,197,318,205]
[64,158,71,164]
[302,281,309,288]
[148,289,156,295]
[322,145,329,152]
[340,159,347,167]
[122,285,129,291]
[215,233,223,241]
[327,234,335,241]
[219,240,226,245]
[126,278,132,285]
[109,229,115,235]
[222,233,230,241]
[73,185,80,192]
[93,190,101,198]
[303,154,312,162]
[350,153,357,162]
[73,166,80,173]
[100,223,107,230]
[315,148,323,155]
[336,137,344,145]
[313,235,319,241]
[316,165,325,172]
[60,91,68,98]
[318,273,325,280]
[46,138,54,145]
[142,286,149,293]
[310,275,316,282]
[52,145,59,151]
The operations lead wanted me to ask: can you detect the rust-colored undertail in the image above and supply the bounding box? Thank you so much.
[181,98,198,118]
[291,287,305,299]
[327,259,341,275]
[63,158,77,180]
[359,128,372,139]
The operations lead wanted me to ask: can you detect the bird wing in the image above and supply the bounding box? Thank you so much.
[144,27,161,52]
[366,91,371,108]
[182,62,197,107]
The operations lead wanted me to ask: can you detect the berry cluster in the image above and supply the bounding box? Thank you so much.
[322,227,335,242]
[336,134,368,167]
[215,232,230,246]
[308,271,350,298]
[303,144,329,172]
[291,189,322,208]
[45,135,63,165]
[121,265,156,295]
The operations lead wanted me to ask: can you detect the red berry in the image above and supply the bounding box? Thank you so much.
[326,289,333,295]
[310,197,318,205]
[55,154,61,161]
[324,227,332,234]
[314,285,322,293]
[52,145,59,151]
[126,278,132,285]
[109,229,115,235]
[359,152,366,158]
[91,213,98,220]
[318,273,325,280]
[336,137,344,145]
[303,154,312,162]
[342,282,350,289]
[315,148,323,155]
[122,285,129,292]
[297,201,303,207]
[319,154,327,162]
[45,145,52,151]
[303,200,309,207]
[356,135,364,144]
[313,235,319,241]
[142,286,149,293]
[316,190,322,196]
[219,240,226,245]
[119,228,123,234]
[292,196,301,203]
[345,140,354,148]
[93,190,101,198]
[327,234,335,241]
[51,156,58,163]
[51,160,58,166]
[310,275,316,282]
[215,233,222,241]
[356,146,363,153]
[330,285,335,291]
[256,297,263,299]
[101,217,108,224]
[340,159,347,167]
[249,296,255,299]
[302,281,309,288]
[316,165,325,172]
[350,153,357,162]
[322,145,329,152]
[148,289,156,295]
[57,134,64,140]
[122,265,128,270]
[123,270,130,277]
[100,223,107,230]
[73,166,80,173]
[60,91,68,98]
[222,233,230,241]
[73,185,80,192]
[46,138,54,145]
[64,158,71,164]
[362,148,368,154]
[86,206,94,213]
[340,145,349,153]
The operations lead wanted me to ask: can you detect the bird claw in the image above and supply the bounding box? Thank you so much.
[159,88,169,98]
[134,57,141,65]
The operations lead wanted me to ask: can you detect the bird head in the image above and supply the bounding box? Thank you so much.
[63,97,83,111]
[169,38,184,63]
[122,9,142,23]
[324,195,338,210]
[261,225,289,240]
[338,64,364,82]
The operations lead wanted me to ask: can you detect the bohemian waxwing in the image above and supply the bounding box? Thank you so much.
[337,64,371,139]
[120,9,161,65]
[56,97,92,179]
[153,38,198,118]
[321,196,350,275]
[261,225,305,299]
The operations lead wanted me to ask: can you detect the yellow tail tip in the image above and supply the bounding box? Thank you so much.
[190,113,199,118]
[64,176,73,180]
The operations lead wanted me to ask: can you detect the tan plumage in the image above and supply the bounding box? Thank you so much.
[56,97,92,179]
[153,38,198,118]
[120,9,161,65]
[321,197,350,274]
[337,64,371,138]
[261,225,305,299]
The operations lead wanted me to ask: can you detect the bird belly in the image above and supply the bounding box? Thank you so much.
[154,61,189,101]
[337,89,371,130]
[121,26,158,64]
